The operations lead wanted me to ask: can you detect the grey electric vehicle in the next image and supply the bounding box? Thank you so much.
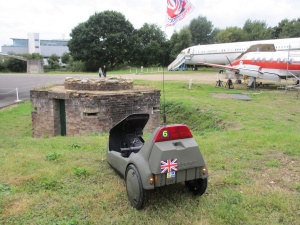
[106,113,208,209]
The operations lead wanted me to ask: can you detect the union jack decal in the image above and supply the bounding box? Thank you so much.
[161,158,178,173]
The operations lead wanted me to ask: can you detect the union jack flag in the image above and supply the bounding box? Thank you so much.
[166,0,194,27]
[161,158,178,173]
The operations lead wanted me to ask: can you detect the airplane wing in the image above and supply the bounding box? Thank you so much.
[198,61,281,82]
[197,62,239,72]
[198,61,266,78]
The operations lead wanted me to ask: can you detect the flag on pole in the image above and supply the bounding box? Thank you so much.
[166,0,194,27]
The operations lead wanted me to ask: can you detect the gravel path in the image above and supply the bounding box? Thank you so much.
[120,72,220,84]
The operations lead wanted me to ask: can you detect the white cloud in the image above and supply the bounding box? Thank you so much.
[0,0,299,48]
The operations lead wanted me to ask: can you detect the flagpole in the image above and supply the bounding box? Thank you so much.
[163,0,194,124]
[162,2,168,125]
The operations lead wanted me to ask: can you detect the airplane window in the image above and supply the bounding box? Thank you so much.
[252,58,255,62]
[262,58,266,63]
[289,58,294,64]
[257,57,260,62]
[270,58,274,63]
[277,58,281,63]
[283,58,287,63]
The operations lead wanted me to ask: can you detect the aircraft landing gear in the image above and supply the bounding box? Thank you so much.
[225,78,234,89]
[215,80,223,87]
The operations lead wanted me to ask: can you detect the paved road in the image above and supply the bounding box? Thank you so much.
[0,72,217,109]
[0,73,96,108]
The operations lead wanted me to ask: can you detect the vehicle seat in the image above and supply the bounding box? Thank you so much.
[120,134,144,157]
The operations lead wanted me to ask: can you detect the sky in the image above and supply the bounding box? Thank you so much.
[1,0,300,48]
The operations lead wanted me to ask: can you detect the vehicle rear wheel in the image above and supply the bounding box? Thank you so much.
[125,164,146,210]
[185,178,207,196]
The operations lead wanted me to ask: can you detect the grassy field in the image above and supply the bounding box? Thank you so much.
[44,66,219,75]
[0,80,299,224]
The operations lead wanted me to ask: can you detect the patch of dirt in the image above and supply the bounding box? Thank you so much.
[2,194,34,216]
[260,152,300,191]
[224,122,243,131]
[123,72,219,84]
[7,175,35,186]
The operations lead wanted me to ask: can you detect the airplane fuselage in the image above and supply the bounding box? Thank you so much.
[197,50,300,83]
[181,38,300,65]
[234,51,300,77]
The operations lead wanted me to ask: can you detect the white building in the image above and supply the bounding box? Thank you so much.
[1,33,69,64]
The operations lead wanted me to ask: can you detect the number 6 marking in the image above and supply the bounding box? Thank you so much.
[162,130,168,138]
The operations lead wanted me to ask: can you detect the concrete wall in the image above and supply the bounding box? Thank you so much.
[27,60,44,74]
[30,86,160,138]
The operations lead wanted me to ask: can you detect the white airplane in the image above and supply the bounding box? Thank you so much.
[168,37,300,71]
[197,44,300,86]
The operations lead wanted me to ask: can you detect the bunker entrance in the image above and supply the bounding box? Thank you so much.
[59,99,66,136]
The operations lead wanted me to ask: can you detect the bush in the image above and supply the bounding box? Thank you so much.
[0,60,7,72]
[48,54,60,69]
[67,60,85,72]
[6,58,26,72]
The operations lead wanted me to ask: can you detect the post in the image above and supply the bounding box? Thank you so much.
[189,77,193,89]
[15,88,22,102]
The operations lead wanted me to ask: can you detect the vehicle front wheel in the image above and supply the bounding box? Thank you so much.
[125,164,146,210]
[185,178,207,196]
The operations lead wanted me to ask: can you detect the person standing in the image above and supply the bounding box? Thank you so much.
[103,65,107,77]
[98,67,103,78]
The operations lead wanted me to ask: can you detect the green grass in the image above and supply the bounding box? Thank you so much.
[0,80,300,224]
[43,66,219,75]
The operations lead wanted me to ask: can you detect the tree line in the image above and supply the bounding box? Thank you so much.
[68,11,300,71]
[1,10,300,72]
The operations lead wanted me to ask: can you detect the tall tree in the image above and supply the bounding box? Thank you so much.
[272,19,290,39]
[131,23,166,67]
[68,11,135,71]
[243,19,273,41]
[214,27,246,43]
[277,18,300,38]
[189,16,215,45]
[169,28,192,60]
